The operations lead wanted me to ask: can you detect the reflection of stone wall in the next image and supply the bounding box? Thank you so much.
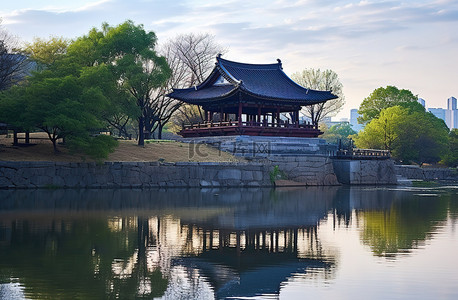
[0,161,270,189]
[395,165,456,180]
[332,159,397,185]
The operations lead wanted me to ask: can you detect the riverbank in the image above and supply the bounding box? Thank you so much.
[1,134,456,189]
[0,134,241,163]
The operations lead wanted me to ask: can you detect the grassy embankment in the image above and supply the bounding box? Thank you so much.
[0,132,240,162]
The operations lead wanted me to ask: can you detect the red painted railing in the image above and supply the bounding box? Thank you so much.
[183,120,318,130]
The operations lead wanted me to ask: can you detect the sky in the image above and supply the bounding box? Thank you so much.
[1,0,458,119]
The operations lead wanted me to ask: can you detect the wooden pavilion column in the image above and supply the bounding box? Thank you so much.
[257,106,261,124]
[238,102,243,126]
[276,108,281,127]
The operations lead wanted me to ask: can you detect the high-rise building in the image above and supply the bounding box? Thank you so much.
[447,97,457,111]
[452,110,458,129]
[350,109,364,132]
[428,108,447,124]
[446,97,457,129]
[418,98,426,107]
[425,96,457,129]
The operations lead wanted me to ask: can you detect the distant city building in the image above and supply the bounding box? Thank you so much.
[349,109,364,132]
[417,98,426,107]
[448,97,457,111]
[422,95,457,129]
[451,109,458,129]
[321,116,349,128]
[428,107,447,124]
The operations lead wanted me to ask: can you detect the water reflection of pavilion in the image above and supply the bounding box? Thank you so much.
[141,187,340,298]
[179,226,332,298]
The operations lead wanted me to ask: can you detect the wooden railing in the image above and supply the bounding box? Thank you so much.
[335,148,391,159]
[183,120,318,130]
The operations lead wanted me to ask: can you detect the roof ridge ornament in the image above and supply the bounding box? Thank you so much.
[277,58,283,69]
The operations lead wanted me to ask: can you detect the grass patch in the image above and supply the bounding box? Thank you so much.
[269,165,288,183]
[1,133,242,163]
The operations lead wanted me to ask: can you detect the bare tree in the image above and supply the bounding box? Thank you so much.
[0,22,33,90]
[169,33,224,87]
[145,33,226,139]
[291,69,345,126]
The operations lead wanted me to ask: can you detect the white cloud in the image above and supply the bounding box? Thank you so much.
[1,0,458,116]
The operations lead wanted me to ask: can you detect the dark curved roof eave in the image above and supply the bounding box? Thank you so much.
[167,57,339,105]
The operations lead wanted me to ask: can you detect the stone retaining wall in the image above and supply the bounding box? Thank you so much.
[332,159,398,185]
[0,157,405,189]
[268,156,340,185]
[394,165,456,180]
[0,161,271,189]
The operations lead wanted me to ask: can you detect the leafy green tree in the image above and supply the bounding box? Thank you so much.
[0,64,118,159]
[22,37,69,68]
[70,21,171,145]
[441,129,458,167]
[394,110,449,164]
[291,69,344,125]
[321,123,357,148]
[353,106,406,151]
[358,86,417,124]
[353,105,449,164]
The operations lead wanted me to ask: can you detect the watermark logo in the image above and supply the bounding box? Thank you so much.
[188,140,271,159]
[188,141,222,159]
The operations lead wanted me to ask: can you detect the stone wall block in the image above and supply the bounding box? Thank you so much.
[34,175,52,187]
[217,169,242,180]
[252,171,264,181]
[241,171,254,181]
[0,176,13,187]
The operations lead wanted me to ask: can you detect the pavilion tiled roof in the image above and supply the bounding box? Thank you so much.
[168,56,338,105]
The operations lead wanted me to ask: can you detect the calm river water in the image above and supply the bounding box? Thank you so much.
[0,185,457,299]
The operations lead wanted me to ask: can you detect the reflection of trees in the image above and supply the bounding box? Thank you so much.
[359,196,449,257]
[0,216,167,299]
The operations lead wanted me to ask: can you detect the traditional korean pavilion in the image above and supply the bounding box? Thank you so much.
[168,55,337,138]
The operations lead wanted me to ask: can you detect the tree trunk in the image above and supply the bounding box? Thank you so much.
[158,123,163,139]
[13,130,18,146]
[138,116,144,146]
[52,138,58,153]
